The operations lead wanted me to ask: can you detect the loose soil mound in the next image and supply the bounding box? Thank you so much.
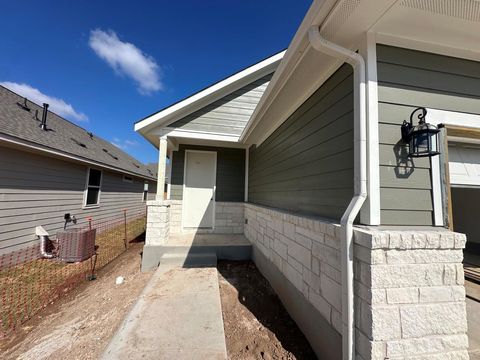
[218,261,317,360]
[0,242,152,360]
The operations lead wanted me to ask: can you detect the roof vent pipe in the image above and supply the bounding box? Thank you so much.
[308,26,367,360]
[40,103,49,130]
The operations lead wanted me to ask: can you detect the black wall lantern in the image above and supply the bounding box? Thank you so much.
[401,107,440,158]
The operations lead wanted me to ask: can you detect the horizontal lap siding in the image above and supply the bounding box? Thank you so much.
[248,65,354,220]
[377,44,480,225]
[0,146,149,255]
[169,74,272,135]
[170,145,245,202]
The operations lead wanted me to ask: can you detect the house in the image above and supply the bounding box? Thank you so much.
[135,0,478,359]
[146,161,170,196]
[0,85,157,257]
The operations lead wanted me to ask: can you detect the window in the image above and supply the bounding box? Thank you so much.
[143,182,149,202]
[84,168,102,206]
[123,175,133,183]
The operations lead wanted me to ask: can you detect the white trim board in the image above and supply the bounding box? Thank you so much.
[426,109,480,129]
[244,147,249,202]
[158,128,240,143]
[359,31,381,226]
[425,108,480,227]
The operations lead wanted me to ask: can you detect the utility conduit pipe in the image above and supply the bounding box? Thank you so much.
[36,225,55,259]
[308,26,368,360]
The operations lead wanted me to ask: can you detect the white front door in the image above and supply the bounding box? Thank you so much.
[183,150,216,228]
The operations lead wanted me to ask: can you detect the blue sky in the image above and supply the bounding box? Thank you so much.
[0,0,311,164]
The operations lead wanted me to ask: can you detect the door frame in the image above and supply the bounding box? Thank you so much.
[181,149,217,230]
[441,125,480,230]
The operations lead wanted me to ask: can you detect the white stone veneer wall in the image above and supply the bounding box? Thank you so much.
[214,202,244,234]
[145,200,170,246]
[244,203,468,360]
[168,200,182,234]
[149,200,245,236]
[354,229,468,359]
[244,203,344,333]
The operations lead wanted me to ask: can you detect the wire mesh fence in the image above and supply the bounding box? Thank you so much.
[0,209,146,338]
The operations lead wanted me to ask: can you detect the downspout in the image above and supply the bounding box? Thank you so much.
[308,27,367,360]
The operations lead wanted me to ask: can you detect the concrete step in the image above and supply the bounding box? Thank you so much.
[159,252,217,267]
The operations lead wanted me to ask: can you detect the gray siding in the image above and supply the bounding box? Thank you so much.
[377,44,480,225]
[0,145,153,255]
[170,145,245,202]
[169,74,273,135]
[248,65,354,220]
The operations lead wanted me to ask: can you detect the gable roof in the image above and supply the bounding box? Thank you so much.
[0,85,156,181]
[135,50,285,146]
[242,0,480,145]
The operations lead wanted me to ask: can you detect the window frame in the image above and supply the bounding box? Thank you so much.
[83,167,103,208]
[122,175,134,183]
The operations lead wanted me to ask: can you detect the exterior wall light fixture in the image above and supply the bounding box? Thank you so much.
[401,107,440,158]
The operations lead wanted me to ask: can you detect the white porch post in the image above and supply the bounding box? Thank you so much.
[156,136,168,200]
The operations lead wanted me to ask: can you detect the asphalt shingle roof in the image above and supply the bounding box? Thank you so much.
[0,85,156,180]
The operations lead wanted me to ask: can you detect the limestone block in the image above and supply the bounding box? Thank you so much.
[303,268,321,291]
[370,306,402,341]
[440,233,455,249]
[288,241,311,269]
[454,233,467,249]
[386,334,468,358]
[386,249,463,265]
[371,264,444,289]
[308,291,331,321]
[400,303,467,338]
[419,286,465,303]
[293,232,313,250]
[287,255,303,274]
[386,287,419,304]
[321,262,341,283]
[320,274,342,311]
[295,226,324,244]
[284,262,303,292]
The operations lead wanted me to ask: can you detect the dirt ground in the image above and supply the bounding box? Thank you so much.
[218,261,317,360]
[1,251,316,360]
[0,242,152,360]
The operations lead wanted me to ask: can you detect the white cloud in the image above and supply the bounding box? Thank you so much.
[0,82,88,122]
[112,138,138,150]
[89,29,162,94]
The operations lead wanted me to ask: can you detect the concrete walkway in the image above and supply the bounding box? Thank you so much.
[102,266,227,360]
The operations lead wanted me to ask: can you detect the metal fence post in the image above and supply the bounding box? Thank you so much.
[123,209,127,249]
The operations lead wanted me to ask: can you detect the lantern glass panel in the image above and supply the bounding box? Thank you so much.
[409,126,440,157]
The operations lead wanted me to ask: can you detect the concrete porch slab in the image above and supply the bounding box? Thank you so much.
[102,266,227,360]
[167,233,250,246]
[142,234,252,271]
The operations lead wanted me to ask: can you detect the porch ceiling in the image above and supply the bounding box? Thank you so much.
[373,0,480,60]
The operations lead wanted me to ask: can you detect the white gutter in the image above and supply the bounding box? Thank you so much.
[308,27,367,360]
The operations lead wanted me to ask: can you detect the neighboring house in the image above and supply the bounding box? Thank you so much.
[136,1,478,359]
[146,162,170,195]
[0,85,157,256]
